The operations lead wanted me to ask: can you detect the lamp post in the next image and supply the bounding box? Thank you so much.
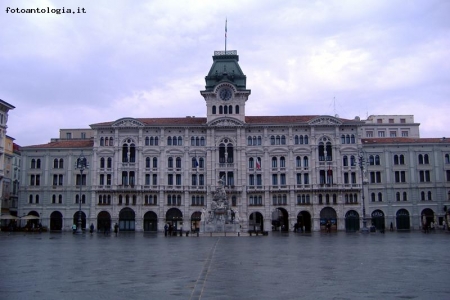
[75,153,89,234]
[358,150,369,233]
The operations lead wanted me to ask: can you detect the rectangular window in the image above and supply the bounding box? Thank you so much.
[53,174,58,186]
[145,174,151,185]
[59,175,63,186]
[390,131,397,137]
[168,174,173,186]
[401,131,408,137]
[152,174,158,185]
[389,119,394,123]
[76,174,86,185]
[176,174,182,185]
[447,170,450,182]
[366,131,373,138]
[400,118,406,123]
[256,174,262,186]
[66,132,72,139]
[107,174,112,186]
[99,174,104,185]
[272,174,278,185]
[81,132,86,139]
[249,174,255,186]
[377,119,383,124]
[378,131,385,137]
[304,173,309,184]
[351,172,356,184]
[280,174,286,186]
[401,171,406,183]
[296,173,302,184]
[344,173,349,184]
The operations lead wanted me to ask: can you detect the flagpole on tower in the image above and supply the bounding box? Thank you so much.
[225,18,227,53]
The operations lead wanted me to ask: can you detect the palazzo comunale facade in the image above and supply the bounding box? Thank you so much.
[18,50,450,232]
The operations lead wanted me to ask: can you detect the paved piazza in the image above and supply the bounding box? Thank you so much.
[0,231,449,300]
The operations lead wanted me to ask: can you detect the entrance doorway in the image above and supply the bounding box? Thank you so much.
[166,208,183,231]
[345,210,360,232]
[396,209,410,230]
[191,211,201,232]
[143,211,158,232]
[72,211,86,230]
[371,210,385,231]
[272,208,288,231]
[119,208,135,231]
[97,211,111,232]
[50,211,63,230]
[320,207,337,231]
[297,211,312,232]
[249,212,264,231]
[421,208,435,230]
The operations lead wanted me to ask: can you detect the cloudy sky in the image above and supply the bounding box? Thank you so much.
[1,0,449,146]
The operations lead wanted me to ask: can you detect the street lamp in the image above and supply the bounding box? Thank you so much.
[358,150,369,233]
[75,152,89,234]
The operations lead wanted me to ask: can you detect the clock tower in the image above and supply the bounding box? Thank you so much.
[200,50,251,124]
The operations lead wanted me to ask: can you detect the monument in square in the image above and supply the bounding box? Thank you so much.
[201,177,240,233]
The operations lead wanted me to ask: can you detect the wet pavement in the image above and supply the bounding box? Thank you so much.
[0,230,449,300]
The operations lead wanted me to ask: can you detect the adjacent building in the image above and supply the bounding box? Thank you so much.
[17,50,450,232]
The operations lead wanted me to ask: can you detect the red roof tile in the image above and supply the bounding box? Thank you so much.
[23,139,94,149]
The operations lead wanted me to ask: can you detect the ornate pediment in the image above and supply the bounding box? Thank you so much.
[112,118,145,128]
[208,118,243,127]
[309,116,342,126]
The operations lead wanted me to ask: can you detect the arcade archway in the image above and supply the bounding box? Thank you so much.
[297,211,312,232]
[421,208,435,229]
[371,210,385,231]
[166,208,183,230]
[50,211,63,230]
[143,211,158,232]
[345,210,360,232]
[249,211,264,231]
[72,211,86,230]
[272,208,288,231]
[97,211,111,232]
[119,208,135,231]
[320,207,337,231]
[191,211,201,232]
[396,209,410,230]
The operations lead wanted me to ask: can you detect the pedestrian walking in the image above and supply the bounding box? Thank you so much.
[72,224,77,234]
[90,223,94,235]
[114,223,119,236]
[390,222,393,231]
[164,223,168,237]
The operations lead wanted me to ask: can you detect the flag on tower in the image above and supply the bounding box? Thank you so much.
[256,157,261,170]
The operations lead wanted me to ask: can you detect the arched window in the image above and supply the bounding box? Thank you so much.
[100,157,105,168]
[295,135,299,144]
[212,106,216,114]
[400,155,405,165]
[145,137,150,145]
[177,136,182,146]
[247,137,252,146]
[224,105,228,114]
[109,137,114,146]
[100,137,104,146]
[350,135,355,144]
[176,157,182,168]
[341,135,346,144]
[428,191,432,200]
[445,154,450,164]
[107,157,112,168]
[276,136,281,145]
[229,105,233,114]
[350,155,356,166]
[304,135,309,144]
[375,155,380,165]
[270,136,275,145]
[418,154,424,164]
[59,159,64,168]
[249,157,254,169]
[219,106,223,114]
[343,156,348,166]
[167,137,172,146]
[281,135,286,145]
[378,192,382,202]
[235,105,239,114]
[303,156,309,167]
[403,192,407,201]
[346,135,350,144]
[421,191,425,201]
[371,193,376,202]
[146,157,151,168]
[53,158,58,168]
[153,157,158,168]
[168,157,173,168]
[199,158,204,168]
[36,159,41,169]
[396,192,401,201]
[424,154,429,164]
[394,155,399,165]
[280,157,286,168]
[369,155,375,165]
[296,156,301,168]
[272,157,277,168]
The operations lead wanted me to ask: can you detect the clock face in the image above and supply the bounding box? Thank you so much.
[219,88,232,101]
